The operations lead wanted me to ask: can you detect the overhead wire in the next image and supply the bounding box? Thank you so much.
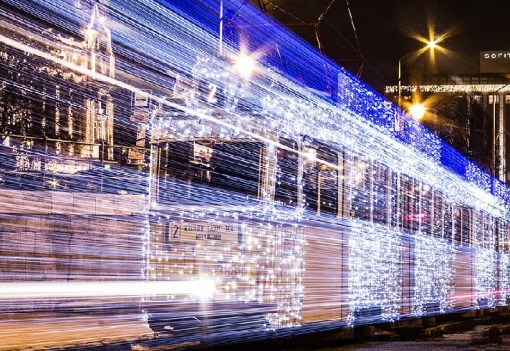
[265,0,388,85]
[345,0,364,78]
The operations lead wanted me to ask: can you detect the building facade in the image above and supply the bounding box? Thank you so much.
[386,73,510,183]
[0,1,139,176]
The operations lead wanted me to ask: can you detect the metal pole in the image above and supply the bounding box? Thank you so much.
[493,93,496,177]
[499,93,505,181]
[100,139,104,192]
[397,59,402,108]
[492,84,509,179]
[219,0,223,56]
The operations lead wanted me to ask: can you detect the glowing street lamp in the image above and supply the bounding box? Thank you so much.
[408,103,426,120]
[426,39,437,50]
[397,38,442,109]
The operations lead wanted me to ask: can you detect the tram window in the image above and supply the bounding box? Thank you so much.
[302,145,338,216]
[372,163,389,225]
[504,223,510,253]
[211,142,262,198]
[349,156,371,221]
[303,147,318,212]
[421,184,433,235]
[461,208,471,247]
[453,208,462,246]
[504,222,510,253]
[275,139,298,208]
[443,204,453,244]
[390,172,400,227]
[401,176,410,231]
[156,141,262,205]
[475,211,484,248]
[495,219,502,252]
[498,221,504,253]
[483,213,493,250]
[401,176,419,232]
[432,191,443,239]
[501,221,508,253]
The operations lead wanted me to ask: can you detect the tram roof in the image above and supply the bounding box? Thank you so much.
[160,0,509,208]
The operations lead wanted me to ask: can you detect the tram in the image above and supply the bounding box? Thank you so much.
[139,0,510,343]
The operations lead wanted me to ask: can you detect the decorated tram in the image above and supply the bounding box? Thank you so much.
[138,0,510,342]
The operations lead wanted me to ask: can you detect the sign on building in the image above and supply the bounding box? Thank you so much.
[480,51,510,73]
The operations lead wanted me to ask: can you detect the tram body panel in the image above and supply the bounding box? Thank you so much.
[453,250,475,308]
[301,224,344,323]
[400,236,413,316]
[145,212,305,332]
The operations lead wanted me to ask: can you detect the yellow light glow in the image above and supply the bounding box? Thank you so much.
[426,39,437,49]
[409,103,426,120]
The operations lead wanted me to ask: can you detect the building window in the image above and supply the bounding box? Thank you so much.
[489,94,500,104]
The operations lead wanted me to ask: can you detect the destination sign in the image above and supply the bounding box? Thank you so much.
[168,221,238,244]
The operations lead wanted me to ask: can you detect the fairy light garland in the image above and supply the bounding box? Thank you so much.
[475,248,498,308]
[348,220,402,324]
[499,253,510,305]
[413,235,455,315]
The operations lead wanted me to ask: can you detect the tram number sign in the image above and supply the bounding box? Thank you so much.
[170,224,180,240]
[207,83,218,104]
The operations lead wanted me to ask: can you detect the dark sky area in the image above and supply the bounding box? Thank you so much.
[251,0,510,93]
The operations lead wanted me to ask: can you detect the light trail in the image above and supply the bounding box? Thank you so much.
[0,280,216,299]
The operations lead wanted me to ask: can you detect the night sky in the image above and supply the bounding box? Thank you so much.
[253,0,510,93]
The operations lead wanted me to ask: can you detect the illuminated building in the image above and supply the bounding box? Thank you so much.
[385,49,510,183]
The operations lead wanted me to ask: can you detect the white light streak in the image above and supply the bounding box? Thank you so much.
[0,280,216,299]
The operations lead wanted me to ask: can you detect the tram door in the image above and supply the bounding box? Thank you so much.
[453,207,474,308]
[301,142,344,322]
[145,138,309,329]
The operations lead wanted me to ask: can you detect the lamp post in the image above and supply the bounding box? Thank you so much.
[397,39,438,109]
[492,83,510,180]
[219,0,223,55]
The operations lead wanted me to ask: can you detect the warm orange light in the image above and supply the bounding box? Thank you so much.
[426,39,437,49]
[409,103,426,120]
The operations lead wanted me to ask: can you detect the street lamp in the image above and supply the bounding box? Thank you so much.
[397,39,440,109]
[234,52,256,79]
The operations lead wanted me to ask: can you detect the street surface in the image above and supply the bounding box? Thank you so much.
[288,334,510,351]
[279,325,510,351]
